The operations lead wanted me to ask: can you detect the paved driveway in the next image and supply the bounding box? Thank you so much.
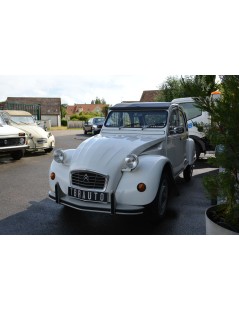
[0,130,216,234]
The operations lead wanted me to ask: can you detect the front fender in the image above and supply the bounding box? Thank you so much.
[115,155,170,206]
[49,149,76,194]
[186,138,196,165]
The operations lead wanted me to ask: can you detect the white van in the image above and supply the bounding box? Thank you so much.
[0,110,55,153]
[0,114,28,160]
[172,97,212,159]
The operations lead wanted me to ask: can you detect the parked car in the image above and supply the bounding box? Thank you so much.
[0,110,55,153]
[83,117,105,135]
[0,114,28,160]
[49,102,196,221]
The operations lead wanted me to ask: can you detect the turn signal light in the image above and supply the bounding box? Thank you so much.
[50,172,56,180]
[137,183,146,192]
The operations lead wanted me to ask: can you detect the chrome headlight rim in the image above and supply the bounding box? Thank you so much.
[19,137,25,145]
[124,153,139,170]
[54,149,65,163]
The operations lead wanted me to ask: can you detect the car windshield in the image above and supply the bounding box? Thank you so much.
[10,116,35,124]
[0,115,6,126]
[105,110,168,129]
[93,118,105,125]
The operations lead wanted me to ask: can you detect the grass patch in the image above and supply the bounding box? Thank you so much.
[51,126,83,130]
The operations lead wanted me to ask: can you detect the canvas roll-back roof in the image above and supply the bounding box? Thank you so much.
[110,102,172,111]
[1,110,32,116]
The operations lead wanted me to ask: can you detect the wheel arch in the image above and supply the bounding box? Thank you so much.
[189,135,206,153]
[115,155,173,206]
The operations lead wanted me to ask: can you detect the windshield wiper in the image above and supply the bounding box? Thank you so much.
[19,121,30,125]
[9,119,20,124]
[119,123,142,129]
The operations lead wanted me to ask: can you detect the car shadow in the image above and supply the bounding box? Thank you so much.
[0,159,217,235]
[24,151,48,157]
[0,174,213,235]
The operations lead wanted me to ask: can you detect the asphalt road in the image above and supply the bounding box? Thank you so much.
[0,129,217,235]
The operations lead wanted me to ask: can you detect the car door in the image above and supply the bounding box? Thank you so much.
[166,108,187,176]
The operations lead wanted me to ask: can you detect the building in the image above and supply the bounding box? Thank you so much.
[6,97,61,126]
[140,90,160,102]
[65,103,107,120]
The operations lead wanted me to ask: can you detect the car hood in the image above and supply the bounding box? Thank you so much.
[0,124,25,137]
[10,123,48,138]
[70,133,165,175]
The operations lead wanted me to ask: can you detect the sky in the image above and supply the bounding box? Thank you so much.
[0,74,166,105]
[1,0,238,108]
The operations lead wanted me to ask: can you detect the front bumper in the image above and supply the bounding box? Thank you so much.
[27,138,55,151]
[0,144,28,152]
[49,183,145,215]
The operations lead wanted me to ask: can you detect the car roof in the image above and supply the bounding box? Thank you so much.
[110,102,172,111]
[1,110,32,116]
[171,97,196,103]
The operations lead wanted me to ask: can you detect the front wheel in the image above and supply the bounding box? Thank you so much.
[11,150,24,160]
[149,173,169,223]
[44,148,53,153]
[183,165,193,182]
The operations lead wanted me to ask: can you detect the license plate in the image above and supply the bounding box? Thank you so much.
[68,187,108,203]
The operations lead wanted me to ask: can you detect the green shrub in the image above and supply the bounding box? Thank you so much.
[61,119,67,126]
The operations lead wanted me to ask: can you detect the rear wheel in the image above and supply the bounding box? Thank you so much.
[183,164,193,182]
[149,173,169,223]
[195,142,202,160]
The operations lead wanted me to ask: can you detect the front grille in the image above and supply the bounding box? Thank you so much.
[37,138,47,144]
[0,138,21,147]
[71,171,107,190]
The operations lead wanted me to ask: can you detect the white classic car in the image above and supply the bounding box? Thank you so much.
[0,110,55,153]
[49,102,196,220]
[0,114,28,160]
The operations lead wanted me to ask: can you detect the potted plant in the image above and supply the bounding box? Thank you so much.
[195,75,239,234]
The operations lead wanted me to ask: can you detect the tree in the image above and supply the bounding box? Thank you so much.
[195,75,239,232]
[101,104,110,117]
[91,97,106,104]
[156,75,218,101]
[61,103,68,118]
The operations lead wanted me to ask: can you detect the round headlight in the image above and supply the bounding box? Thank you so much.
[54,149,65,163]
[125,154,138,170]
[19,137,25,145]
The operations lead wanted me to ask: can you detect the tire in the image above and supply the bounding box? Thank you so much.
[44,148,53,153]
[149,173,169,223]
[11,150,23,160]
[195,142,201,160]
[84,129,87,135]
[183,164,193,182]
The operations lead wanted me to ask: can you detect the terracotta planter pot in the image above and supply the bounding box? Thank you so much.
[205,206,239,235]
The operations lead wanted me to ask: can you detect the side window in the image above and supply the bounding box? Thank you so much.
[169,109,179,134]
[179,110,186,128]
[169,109,185,135]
